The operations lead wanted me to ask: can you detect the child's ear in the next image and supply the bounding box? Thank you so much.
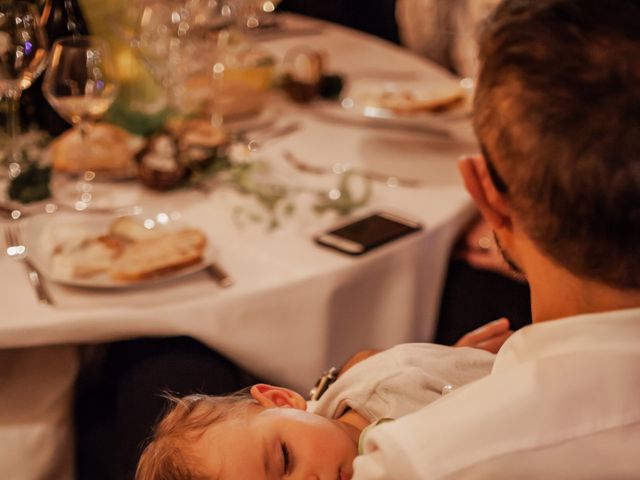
[250,384,307,410]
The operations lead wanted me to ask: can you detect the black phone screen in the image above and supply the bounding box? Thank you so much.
[329,214,420,249]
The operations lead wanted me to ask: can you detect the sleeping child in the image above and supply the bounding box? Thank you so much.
[135,342,496,480]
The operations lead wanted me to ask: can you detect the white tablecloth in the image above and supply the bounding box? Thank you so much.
[1,15,478,389]
[0,14,479,478]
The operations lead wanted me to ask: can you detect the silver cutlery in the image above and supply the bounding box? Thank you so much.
[348,69,423,81]
[0,200,142,219]
[282,150,425,188]
[317,101,455,138]
[247,19,325,41]
[4,222,54,305]
[246,121,301,152]
[206,262,234,288]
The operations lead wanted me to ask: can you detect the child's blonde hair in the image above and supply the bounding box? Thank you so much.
[135,390,256,480]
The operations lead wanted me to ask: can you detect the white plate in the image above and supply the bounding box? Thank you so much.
[24,209,216,289]
[314,78,472,136]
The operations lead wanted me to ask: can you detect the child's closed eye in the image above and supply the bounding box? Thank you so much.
[281,442,292,476]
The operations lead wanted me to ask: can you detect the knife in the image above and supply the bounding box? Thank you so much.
[206,262,234,288]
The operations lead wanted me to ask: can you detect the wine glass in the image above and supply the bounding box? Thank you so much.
[42,35,119,209]
[133,0,232,117]
[133,0,194,112]
[0,1,48,177]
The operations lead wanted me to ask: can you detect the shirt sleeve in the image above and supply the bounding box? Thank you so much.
[311,343,494,422]
[351,450,390,480]
[352,431,421,480]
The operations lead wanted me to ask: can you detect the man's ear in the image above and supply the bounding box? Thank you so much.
[458,155,512,231]
[250,384,307,410]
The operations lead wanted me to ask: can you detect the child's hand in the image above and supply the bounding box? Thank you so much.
[454,318,512,353]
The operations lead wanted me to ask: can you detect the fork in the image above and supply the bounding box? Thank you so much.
[281,150,425,188]
[246,121,301,152]
[4,222,54,305]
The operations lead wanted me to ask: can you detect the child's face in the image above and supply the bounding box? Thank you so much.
[192,385,357,480]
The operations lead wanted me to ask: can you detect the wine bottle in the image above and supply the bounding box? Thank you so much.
[41,0,88,38]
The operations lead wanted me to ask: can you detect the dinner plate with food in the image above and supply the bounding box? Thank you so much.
[314,78,471,135]
[48,123,146,181]
[24,210,217,289]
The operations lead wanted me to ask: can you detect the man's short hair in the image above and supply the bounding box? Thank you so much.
[474,0,640,289]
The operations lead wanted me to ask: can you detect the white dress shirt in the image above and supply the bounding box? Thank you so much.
[353,308,640,479]
[310,343,493,423]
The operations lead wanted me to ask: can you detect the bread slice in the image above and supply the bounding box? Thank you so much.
[108,229,207,282]
[51,235,124,279]
[50,123,145,175]
[377,86,465,114]
[110,217,162,243]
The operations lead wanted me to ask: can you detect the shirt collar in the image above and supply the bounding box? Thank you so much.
[493,306,640,373]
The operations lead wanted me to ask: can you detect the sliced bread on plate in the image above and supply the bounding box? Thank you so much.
[108,228,207,282]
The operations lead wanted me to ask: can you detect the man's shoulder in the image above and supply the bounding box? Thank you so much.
[358,341,640,479]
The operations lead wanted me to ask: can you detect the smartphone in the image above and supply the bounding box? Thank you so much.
[314,211,422,255]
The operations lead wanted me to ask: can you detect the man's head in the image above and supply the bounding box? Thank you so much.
[465,0,640,291]
[136,385,358,480]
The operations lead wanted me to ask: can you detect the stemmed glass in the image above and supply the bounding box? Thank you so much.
[42,35,119,210]
[0,1,48,177]
[134,0,233,120]
[134,0,189,110]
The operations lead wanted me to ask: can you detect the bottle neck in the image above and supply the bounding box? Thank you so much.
[40,0,89,40]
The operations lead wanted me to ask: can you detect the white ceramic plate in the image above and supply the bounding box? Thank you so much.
[24,209,216,289]
[314,78,471,136]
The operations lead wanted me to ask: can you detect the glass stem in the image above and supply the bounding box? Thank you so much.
[76,120,95,210]
[78,119,90,142]
[5,87,24,176]
[210,64,225,128]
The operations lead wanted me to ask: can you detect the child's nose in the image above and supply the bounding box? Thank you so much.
[300,472,320,480]
[295,463,335,480]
